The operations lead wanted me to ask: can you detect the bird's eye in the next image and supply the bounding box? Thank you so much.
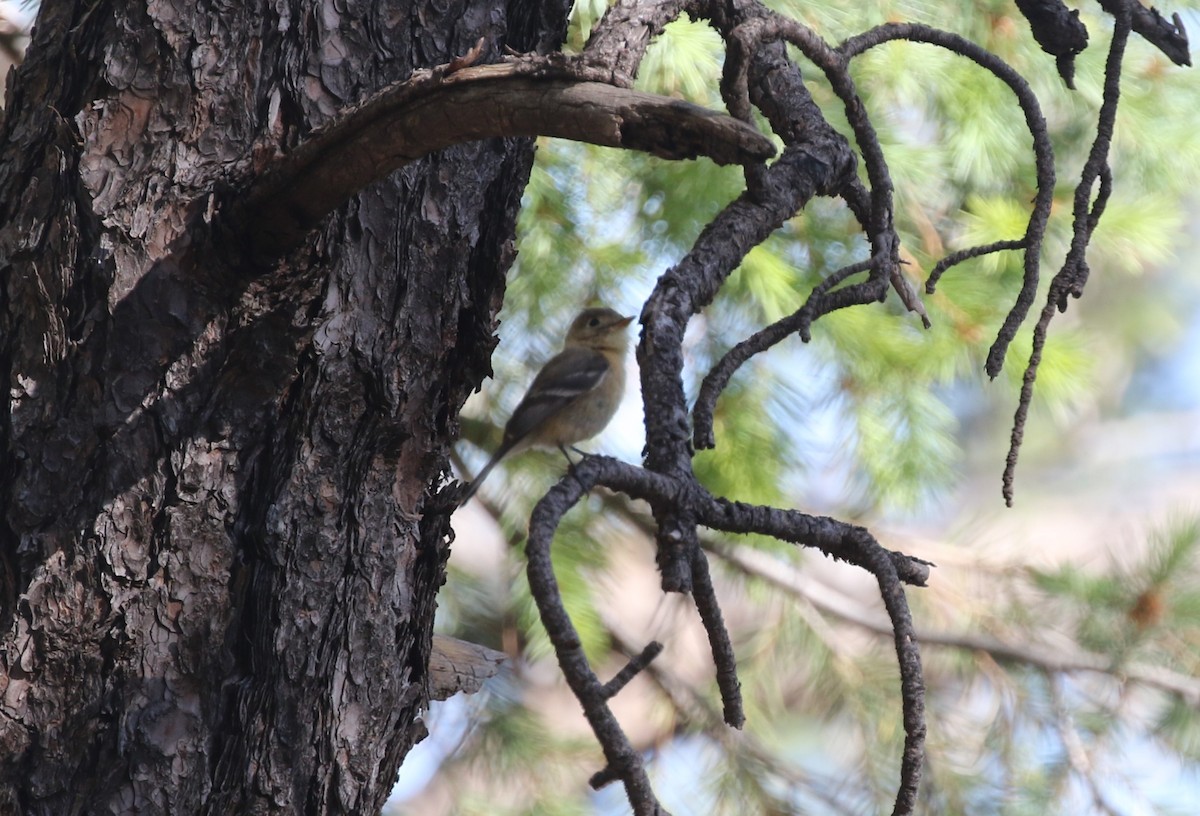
[588,317,601,327]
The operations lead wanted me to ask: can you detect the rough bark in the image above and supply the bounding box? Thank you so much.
[0,0,567,813]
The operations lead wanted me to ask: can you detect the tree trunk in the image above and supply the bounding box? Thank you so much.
[0,1,566,812]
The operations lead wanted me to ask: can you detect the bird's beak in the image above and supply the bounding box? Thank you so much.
[616,315,634,328]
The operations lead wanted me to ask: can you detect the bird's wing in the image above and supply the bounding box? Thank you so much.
[503,347,610,443]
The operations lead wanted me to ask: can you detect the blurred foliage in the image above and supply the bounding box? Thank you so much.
[396,1,1200,814]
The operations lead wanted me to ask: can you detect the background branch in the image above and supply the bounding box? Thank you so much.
[708,540,1200,704]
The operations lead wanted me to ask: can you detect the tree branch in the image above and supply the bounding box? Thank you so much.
[840,22,1056,382]
[515,450,930,812]
[525,461,671,815]
[924,239,1026,293]
[1013,0,1089,87]
[234,55,775,263]
[583,0,699,86]
[1098,0,1190,66]
[1004,6,1131,505]
[692,256,877,450]
[688,549,744,727]
[464,0,1191,809]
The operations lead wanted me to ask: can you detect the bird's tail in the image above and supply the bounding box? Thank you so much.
[459,440,514,503]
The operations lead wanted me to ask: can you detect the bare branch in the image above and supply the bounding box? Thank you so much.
[699,496,931,588]
[860,544,925,816]
[726,13,934,325]
[638,0,861,594]
[693,257,877,451]
[525,461,670,815]
[689,550,744,727]
[600,641,665,700]
[692,494,929,813]
[1098,0,1190,66]
[840,22,1056,381]
[480,0,1190,808]
[1004,7,1132,505]
[583,0,698,86]
[516,445,930,813]
[1013,0,1089,87]
[235,57,775,262]
[710,540,1200,704]
[727,12,901,247]
[637,141,856,589]
[924,240,1026,294]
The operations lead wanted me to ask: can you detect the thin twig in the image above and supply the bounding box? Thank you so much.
[693,257,876,450]
[1003,7,1131,505]
[925,240,1026,294]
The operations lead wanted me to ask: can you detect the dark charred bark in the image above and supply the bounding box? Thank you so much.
[0,1,567,813]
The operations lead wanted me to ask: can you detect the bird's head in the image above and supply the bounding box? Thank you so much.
[564,307,634,352]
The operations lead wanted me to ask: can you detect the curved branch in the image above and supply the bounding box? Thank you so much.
[693,479,929,813]
[525,462,669,815]
[543,457,747,726]
[697,496,932,588]
[638,2,862,594]
[693,257,875,450]
[860,543,925,816]
[726,14,936,325]
[518,448,932,807]
[234,57,775,262]
[924,239,1025,294]
[728,13,899,244]
[689,549,744,727]
[840,23,1056,380]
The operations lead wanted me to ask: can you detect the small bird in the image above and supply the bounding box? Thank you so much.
[461,306,634,501]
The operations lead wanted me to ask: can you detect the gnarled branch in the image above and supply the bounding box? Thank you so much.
[235,55,775,262]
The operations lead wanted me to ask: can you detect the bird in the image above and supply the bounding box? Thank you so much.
[460,306,634,501]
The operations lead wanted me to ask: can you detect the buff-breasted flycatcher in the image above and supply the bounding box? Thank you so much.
[461,306,634,500]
